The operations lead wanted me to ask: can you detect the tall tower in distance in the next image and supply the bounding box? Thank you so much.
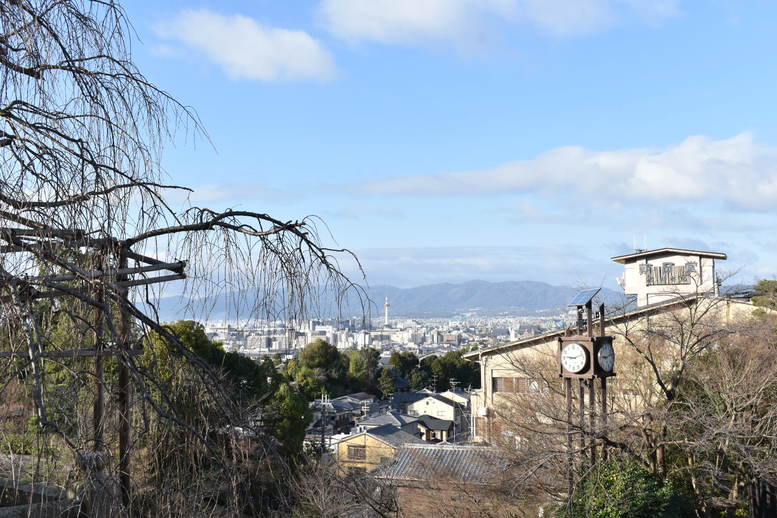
[384,297,390,327]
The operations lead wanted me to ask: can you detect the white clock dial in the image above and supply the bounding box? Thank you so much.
[597,342,615,372]
[561,342,587,373]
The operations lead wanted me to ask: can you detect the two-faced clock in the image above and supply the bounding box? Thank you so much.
[560,335,615,378]
[560,341,588,373]
[596,340,615,373]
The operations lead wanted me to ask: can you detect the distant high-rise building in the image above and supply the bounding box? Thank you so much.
[384,297,390,327]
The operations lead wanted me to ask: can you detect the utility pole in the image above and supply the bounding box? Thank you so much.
[319,393,328,453]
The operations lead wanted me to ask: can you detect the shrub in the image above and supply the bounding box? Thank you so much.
[558,460,692,518]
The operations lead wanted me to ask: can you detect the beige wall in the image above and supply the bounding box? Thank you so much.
[470,297,756,443]
[620,253,718,306]
[336,434,396,472]
[408,397,455,421]
[439,390,469,406]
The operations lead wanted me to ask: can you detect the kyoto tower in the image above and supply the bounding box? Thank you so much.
[384,297,390,327]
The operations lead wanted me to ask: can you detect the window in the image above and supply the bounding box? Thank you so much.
[492,377,515,393]
[646,262,690,286]
[525,379,541,394]
[347,445,366,460]
[493,377,544,394]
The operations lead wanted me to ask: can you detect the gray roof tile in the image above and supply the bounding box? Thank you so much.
[378,444,501,483]
[367,424,424,448]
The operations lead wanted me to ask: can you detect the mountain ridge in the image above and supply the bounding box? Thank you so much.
[155,279,626,321]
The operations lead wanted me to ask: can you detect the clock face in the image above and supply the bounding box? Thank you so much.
[561,342,587,373]
[597,342,615,372]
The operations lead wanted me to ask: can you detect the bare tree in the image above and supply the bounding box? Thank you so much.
[665,316,777,516]
[282,459,398,518]
[0,1,363,515]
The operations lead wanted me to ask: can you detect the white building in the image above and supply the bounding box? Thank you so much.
[612,248,727,307]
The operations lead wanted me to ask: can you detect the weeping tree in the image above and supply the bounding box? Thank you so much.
[0,1,362,515]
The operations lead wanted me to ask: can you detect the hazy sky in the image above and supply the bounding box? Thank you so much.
[124,0,777,288]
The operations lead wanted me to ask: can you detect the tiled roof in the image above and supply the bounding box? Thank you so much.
[367,424,424,448]
[416,415,452,431]
[442,388,470,399]
[378,444,501,483]
[611,248,726,264]
[344,392,375,401]
[390,391,428,407]
[309,399,355,413]
[358,411,417,428]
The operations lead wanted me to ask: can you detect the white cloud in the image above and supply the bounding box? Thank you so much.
[318,0,679,48]
[164,183,293,207]
[319,0,511,48]
[356,133,777,210]
[330,204,406,221]
[514,0,680,36]
[349,245,605,287]
[158,9,335,82]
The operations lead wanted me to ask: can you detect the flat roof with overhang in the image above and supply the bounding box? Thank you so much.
[611,248,727,264]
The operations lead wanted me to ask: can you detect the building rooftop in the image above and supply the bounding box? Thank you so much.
[463,294,752,361]
[440,388,470,402]
[344,392,376,401]
[390,391,428,408]
[367,424,424,448]
[416,415,453,431]
[611,248,727,264]
[418,394,458,408]
[378,444,500,483]
[357,411,418,428]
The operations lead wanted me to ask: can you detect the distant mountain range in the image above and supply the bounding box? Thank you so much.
[155,280,626,321]
[361,280,625,317]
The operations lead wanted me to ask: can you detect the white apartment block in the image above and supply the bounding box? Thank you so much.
[612,247,727,307]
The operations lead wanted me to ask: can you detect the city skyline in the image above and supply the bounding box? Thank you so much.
[123,1,777,288]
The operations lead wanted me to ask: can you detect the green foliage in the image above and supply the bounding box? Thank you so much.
[752,279,777,314]
[287,340,385,399]
[389,351,418,378]
[427,350,480,391]
[408,369,430,390]
[378,368,396,397]
[346,348,380,392]
[286,339,348,399]
[1,417,56,456]
[559,460,692,518]
[146,320,275,401]
[145,320,311,456]
[264,383,311,456]
[388,350,480,391]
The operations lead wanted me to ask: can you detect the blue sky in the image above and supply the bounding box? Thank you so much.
[123,0,777,289]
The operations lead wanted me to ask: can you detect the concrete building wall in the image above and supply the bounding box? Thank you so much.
[619,251,720,306]
[468,297,755,443]
[407,397,455,421]
[336,434,396,472]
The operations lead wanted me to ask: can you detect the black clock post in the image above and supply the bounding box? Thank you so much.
[558,288,616,493]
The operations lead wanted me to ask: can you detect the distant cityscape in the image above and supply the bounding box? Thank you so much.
[203,306,571,360]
